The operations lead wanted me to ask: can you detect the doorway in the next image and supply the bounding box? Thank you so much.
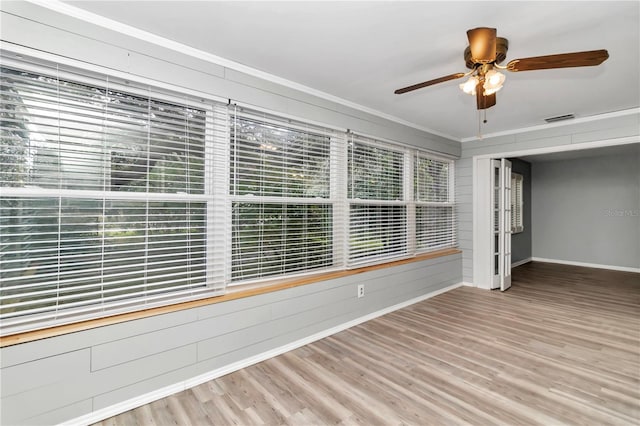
[471,138,638,289]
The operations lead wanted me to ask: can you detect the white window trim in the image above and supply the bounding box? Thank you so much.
[0,50,458,335]
[0,55,225,334]
[347,133,409,267]
[414,153,456,253]
[227,106,340,285]
[511,172,524,234]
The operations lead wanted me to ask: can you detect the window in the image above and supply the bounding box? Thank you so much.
[230,109,336,282]
[348,135,407,265]
[511,172,524,233]
[1,56,457,335]
[415,155,456,250]
[0,63,222,331]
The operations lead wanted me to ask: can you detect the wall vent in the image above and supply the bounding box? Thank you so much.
[544,113,575,123]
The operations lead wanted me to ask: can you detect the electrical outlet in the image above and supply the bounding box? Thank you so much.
[357,284,365,298]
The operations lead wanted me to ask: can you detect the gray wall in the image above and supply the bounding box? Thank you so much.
[509,158,532,264]
[531,151,640,268]
[0,3,462,425]
[1,254,462,425]
[458,112,640,284]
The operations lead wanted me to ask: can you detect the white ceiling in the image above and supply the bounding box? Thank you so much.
[63,1,640,141]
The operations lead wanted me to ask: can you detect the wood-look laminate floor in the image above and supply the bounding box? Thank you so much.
[95,262,640,425]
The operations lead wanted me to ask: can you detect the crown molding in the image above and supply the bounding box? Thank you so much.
[26,0,457,142]
[461,108,640,143]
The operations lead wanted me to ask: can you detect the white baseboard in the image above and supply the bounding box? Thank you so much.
[511,257,532,268]
[61,282,464,426]
[531,257,640,273]
[461,281,475,287]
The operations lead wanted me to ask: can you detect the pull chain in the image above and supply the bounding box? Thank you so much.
[477,107,490,139]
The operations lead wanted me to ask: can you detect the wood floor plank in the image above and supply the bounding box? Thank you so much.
[93,262,640,425]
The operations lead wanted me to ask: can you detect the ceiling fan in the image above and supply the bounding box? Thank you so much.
[394,27,609,110]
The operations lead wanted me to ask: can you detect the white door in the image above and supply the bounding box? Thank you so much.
[500,159,512,291]
[490,159,512,290]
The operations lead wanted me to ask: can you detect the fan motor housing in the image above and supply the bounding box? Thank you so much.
[465,37,509,68]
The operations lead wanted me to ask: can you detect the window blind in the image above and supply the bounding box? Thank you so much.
[0,62,223,332]
[229,107,336,282]
[415,154,456,251]
[348,134,407,265]
[1,53,460,335]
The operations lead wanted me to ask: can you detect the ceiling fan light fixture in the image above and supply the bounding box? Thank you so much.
[460,76,479,95]
[483,69,505,95]
[394,26,609,116]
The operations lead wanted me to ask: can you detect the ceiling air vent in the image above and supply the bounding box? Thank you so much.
[544,113,575,123]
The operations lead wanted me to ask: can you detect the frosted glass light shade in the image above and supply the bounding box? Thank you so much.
[483,70,505,95]
[459,76,479,95]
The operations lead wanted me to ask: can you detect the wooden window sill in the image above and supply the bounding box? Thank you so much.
[0,248,461,348]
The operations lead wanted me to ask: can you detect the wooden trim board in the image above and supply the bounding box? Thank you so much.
[0,248,461,347]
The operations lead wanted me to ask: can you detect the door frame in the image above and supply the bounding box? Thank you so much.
[471,136,638,290]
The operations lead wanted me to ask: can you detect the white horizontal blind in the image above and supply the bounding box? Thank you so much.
[1,55,462,334]
[230,107,336,282]
[511,173,523,233]
[348,134,407,265]
[0,62,224,332]
[415,154,456,251]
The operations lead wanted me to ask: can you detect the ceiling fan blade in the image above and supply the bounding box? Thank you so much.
[394,72,466,94]
[476,81,496,110]
[506,49,609,72]
[467,27,497,63]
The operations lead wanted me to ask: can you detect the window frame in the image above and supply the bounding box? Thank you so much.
[0,58,226,334]
[228,106,342,285]
[511,172,524,234]
[347,134,409,267]
[414,153,457,252]
[0,53,458,337]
